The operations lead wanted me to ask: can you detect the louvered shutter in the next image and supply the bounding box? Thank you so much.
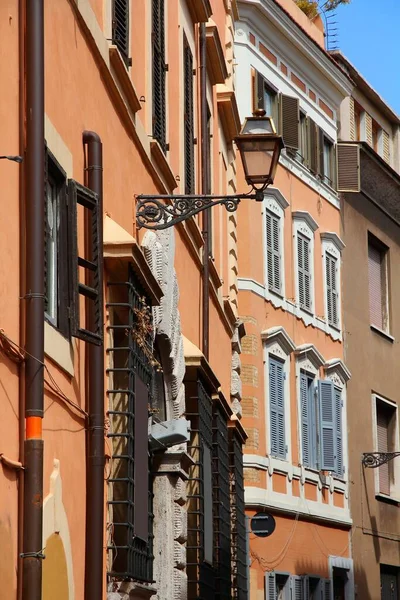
[280,94,299,150]
[303,576,310,600]
[382,130,390,164]
[152,0,167,151]
[334,387,343,477]
[44,144,49,315]
[308,118,318,174]
[326,253,338,327]
[368,243,383,329]
[112,0,130,65]
[256,71,264,110]
[364,112,373,146]
[318,380,335,472]
[336,143,360,192]
[377,404,390,495]
[298,234,311,311]
[349,96,355,141]
[323,579,331,600]
[265,572,276,600]
[266,211,281,293]
[301,373,311,467]
[269,358,285,458]
[291,576,304,600]
[318,127,324,179]
[184,38,195,195]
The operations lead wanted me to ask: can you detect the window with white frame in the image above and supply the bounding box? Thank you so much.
[321,233,344,331]
[266,572,332,599]
[293,212,317,317]
[263,190,288,301]
[373,395,400,499]
[368,233,390,333]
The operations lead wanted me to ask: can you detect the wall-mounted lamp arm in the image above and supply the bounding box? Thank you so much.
[0,155,23,163]
[362,452,400,468]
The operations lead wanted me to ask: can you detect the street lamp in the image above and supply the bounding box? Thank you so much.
[136,110,284,230]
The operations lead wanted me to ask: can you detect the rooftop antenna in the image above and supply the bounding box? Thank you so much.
[319,1,340,50]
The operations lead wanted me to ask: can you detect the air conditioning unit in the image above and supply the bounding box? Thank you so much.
[149,418,191,451]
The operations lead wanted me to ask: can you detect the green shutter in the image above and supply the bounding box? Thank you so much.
[269,357,286,459]
[319,380,335,471]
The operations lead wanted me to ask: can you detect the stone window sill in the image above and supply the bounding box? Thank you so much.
[370,324,394,342]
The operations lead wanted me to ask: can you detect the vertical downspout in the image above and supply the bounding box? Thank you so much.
[17,0,26,598]
[200,22,210,360]
[22,1,45,599]
[83,131,105,600]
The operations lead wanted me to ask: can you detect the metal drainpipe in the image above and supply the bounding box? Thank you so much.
[199,22,210,360]
[22,1,45,599]
[17,0,26,598]
[82,131,105,600]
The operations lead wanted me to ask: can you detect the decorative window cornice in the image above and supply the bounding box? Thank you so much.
[321,232,345,252]
[261,326,296,355]
[324,358,351,386]
[264,187,289,211]
[292,210,318,233]
[295,343,325,369]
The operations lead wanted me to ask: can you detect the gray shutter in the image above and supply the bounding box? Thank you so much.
[269,358,286,458]
[291,576,304,600]
[334,387,343,477]
[298,234,311,311]
[266,211,281,293]
[266,572,276,600]
[326,253,338,326]
[377,404,390,495]
[318,380,336,471]
[301,373,311,467]
[368,243,383,329]
[134,374,149,542]
[303,576,310,600]
[336,143,360,192]
[323,579,331,600]
[280,94,299,149]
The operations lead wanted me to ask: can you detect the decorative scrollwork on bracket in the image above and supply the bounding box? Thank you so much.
[362,452,400,468]
[135,193,252,230]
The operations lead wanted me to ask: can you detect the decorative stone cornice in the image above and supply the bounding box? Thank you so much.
[292,210,319,232]
[206,22,228,84]
[320,232,345,252]
[295,343,325,369]
[324,358,351,384]
[264,186,289,210]
[261,325,296,355]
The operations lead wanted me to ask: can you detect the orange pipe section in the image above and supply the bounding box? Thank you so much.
[25,416,42,440]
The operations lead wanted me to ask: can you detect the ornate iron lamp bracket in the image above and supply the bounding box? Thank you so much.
[135,191,264,231]
[362,452,400,468]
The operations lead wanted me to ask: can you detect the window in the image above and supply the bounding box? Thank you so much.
[266,573,332,599]
[376,399,396,496]
[372,119,379,153]
[325,252,339,327]
[380,565,399,600]
[229,428,247,599]
[183,36,195,195]
[269,357,286,459]
[297,233,312,312]
[150,338,167,422]
[266,211,281,294]
[112,0,130,66]
[152,0,167,151]
[295,111,308,165]
[255,72,279,128]
[368,234,389,332]
[300,376,343,477]
[321,133,335,188]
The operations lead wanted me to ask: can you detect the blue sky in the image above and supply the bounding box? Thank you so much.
[332,0,400,114]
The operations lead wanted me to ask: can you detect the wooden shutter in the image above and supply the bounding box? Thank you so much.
[152,0,167,151]
[134,374,149,541]
[68,180,103,345]
[365,111,373,146]
[291,576,304,600]
[298,234,311,311]
[377,403,390,495]
[368,243,383,329]
[269,358,286,458]
[266,211,281,293]
[301,373,311,467]
[326,253,338,327]
[334,387,343,477]
[112,0,130,65]
[318,380,335,471]
[184,38,195,195]
[266,572,276,600]
[318,127,324,178]
[308,118,318,174]
[280,94,299,150]
[382,130,390,164]
[44,144,49,316]
[336,143,360,192]
[349,96,355,141]
[256,71,264,110]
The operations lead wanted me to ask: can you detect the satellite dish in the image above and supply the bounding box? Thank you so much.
[250,512,276,538]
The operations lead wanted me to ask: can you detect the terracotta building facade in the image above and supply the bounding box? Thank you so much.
[235,1,354,597]
[0,1,248,599]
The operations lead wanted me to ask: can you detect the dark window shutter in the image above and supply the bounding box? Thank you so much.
[266,572,276,600]
[368,243,383,330]
[152,0,167,151]
[266,211,281,293]
[68,179,103,345]
[334,387,343,477]
[318,127,324,178]
[336,143,360,192]
[134,374,150,541]
[280,94,299,149]
[308,118,318,174]
[44,144,49,315]
[323,579,331,600]
[184,38,195,195]
[112,0,130,66]
[269,357,285,458]
[301,373,311,467]
[256,71,264,110]
[318,380,335,471]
